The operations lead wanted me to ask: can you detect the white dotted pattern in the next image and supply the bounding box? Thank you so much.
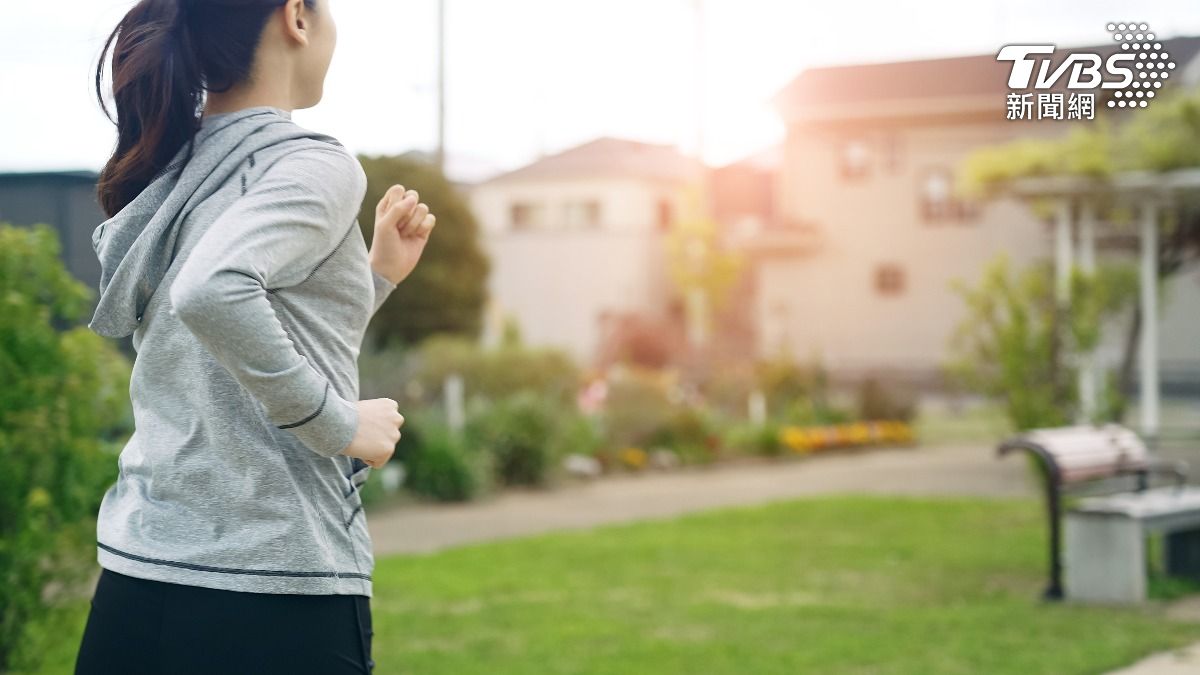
[1106,22,1172,108]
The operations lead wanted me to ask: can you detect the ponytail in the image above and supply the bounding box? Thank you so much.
[94,0,313,218]
[94,0,203,218]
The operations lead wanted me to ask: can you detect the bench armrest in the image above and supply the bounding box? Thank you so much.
[1113,459,1189,489]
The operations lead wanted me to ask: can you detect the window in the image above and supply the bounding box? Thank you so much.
[875,263,905,296]
[657,199,673,231]
[919,168,979,223]
[510,201,544,230]
[563,200,601,229]
[838,139,871,181]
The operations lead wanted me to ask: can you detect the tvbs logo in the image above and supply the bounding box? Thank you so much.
[997,22,1175,91]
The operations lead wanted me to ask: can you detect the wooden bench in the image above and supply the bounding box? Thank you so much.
[996,423,1190,601]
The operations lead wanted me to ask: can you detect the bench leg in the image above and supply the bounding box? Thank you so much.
[1064,512,1146,604]
[1165,529,1200,581]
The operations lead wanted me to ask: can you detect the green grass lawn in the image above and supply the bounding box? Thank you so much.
[22,495,1200,674]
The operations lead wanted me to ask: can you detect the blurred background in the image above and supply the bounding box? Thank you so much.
[3,1,1200,673]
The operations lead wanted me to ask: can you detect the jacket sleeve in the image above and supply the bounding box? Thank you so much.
[169,144,368,458]
[370,267,397,316]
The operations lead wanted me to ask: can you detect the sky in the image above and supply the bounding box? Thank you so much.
[3,0,1200,182]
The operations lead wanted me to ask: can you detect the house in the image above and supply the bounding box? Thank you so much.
[756,35,1200,392]
[0,170,106,291]
[466,137,705,362]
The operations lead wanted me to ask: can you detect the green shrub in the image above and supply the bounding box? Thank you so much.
[722,420,784,457]
[648,405,718,464]
[754,352,830,419]
[403,421,490,502]
[946,253,1137,431]
[781,397,853,426]
[465,391,562,487]
[552,411,605,459]
[0,223,132,672]
[598,367,676,448]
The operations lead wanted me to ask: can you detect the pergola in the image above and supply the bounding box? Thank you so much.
[1006,169,1200,443]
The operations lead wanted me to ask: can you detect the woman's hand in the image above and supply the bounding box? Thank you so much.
[368,185,437,285]
[338,398,404,468]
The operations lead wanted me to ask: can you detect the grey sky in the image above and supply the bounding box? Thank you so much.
[2,0,1199,181]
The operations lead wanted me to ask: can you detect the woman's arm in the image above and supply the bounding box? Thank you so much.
[169,143,368,459]
[369,266,397,316]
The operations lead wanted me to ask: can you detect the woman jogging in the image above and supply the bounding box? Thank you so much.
[74,1,434,672]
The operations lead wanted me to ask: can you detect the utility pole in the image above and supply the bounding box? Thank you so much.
[435,0,446,172]
[691,0,705,165]
[686,0,709,350]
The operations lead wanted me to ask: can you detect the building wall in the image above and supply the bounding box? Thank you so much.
[767,117,1200,385]
[764,120,1052,375]
[0,174,105,292]
[1160,260,1200,388]
[467,176,685,362]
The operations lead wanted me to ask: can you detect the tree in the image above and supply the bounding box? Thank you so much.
[356,152,490,349]
[962,88,1200,415]
[664,181,744,350]
[0,224,132,672]
[945,252,1137,431]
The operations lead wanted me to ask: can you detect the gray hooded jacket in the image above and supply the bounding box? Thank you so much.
[89,105,395,597]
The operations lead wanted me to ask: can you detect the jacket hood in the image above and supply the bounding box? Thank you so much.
[88,105,347,339]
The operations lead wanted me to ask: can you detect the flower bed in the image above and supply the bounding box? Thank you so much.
[779,420,916,454]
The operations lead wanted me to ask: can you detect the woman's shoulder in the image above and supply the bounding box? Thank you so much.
[254,133,368,213]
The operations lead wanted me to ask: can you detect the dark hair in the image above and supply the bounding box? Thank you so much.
[93,0,316,218]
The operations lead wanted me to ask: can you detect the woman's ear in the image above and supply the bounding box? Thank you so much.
[281,0,310,47]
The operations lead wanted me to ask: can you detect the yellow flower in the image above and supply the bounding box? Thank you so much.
[867,421,885,443]
[779,426,811,453]
[618,446,647,469]
[804,426,828,451]
[877,421,896,442]
[846,422,871,445]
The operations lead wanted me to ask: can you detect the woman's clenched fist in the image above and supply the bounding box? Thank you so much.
[339,398,404,468]
[368,184,437,286]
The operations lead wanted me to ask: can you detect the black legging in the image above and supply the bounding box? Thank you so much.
[74,568,374,674]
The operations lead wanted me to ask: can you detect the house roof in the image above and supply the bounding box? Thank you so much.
[478,136,705,185]
[0,170,100,182]
[771,34,1200,122]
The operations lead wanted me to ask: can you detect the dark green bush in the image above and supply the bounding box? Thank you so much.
[464,391,561,487]
[647,406,718,464]
[403,421,490,502]
[0,223,132,672]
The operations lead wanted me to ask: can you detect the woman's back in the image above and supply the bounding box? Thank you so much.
[90,105,395,598]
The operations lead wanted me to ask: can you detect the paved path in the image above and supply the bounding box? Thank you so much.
[364,441,1200,674]
[366,442,1034,556]
[1107,641,1200,674]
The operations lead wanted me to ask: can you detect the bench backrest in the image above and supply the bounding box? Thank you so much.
[1014,423,1149,483]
